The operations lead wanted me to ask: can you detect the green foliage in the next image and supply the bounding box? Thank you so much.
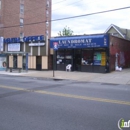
[58,26,73,36]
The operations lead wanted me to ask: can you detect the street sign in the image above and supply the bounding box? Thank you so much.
[53,42,58,50]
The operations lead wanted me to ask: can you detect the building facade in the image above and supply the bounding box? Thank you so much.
[0,0,52,71]
[105,24,130,41]
[0,0,51,38]
[50,34,130,73]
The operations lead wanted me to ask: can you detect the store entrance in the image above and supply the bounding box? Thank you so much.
[13,55,17,69]
[73,49,81,71]
[36,56,42,70]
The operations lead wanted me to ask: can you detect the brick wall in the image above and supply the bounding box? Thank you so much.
[110,35,130,71]
[0,0,51,38]
[0,0,19,37]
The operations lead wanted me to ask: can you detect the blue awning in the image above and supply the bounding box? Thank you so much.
[50,34,109,49]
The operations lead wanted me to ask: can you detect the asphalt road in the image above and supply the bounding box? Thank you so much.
[0,74,130,130]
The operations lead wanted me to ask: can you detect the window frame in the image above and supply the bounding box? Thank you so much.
[20,18,24,27]
[20,4,24,14]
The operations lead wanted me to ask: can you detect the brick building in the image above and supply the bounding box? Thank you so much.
[50,34,130,73]
[0,0,52,71]
[0,0,51,38]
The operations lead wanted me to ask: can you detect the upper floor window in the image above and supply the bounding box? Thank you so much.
[20,4,24,14]
[46,21,49,26]
[112,33,118,37]
[46,10,49,16]
[20,32,24,38]
[46,30,48,35]
[0,1,1,9]
[20,18,24,27]
[47,1,49,7]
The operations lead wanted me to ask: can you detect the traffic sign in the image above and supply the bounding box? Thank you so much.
[53,42,58,50]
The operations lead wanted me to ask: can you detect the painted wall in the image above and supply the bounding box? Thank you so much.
[110,35,130,71]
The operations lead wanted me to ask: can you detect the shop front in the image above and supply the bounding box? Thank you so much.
[50,34,110,73]
[3,42,28,71]
[3,35,49,71]
[0,54,7,71]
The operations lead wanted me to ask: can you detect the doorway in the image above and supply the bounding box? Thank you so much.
[36,56,42,70]
[13,55,17,69]
[73,49,81,71]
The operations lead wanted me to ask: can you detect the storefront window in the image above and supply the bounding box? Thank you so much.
[65,49,72,65]
[101,52,107,66]
[93,49,107,66]
[93,52,101,65]
[82,49,93,65]
[56,50,65,64]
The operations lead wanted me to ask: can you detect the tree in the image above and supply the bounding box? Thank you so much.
[58,26,73,36]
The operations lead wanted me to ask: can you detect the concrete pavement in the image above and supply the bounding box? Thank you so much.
[0,68,130,85]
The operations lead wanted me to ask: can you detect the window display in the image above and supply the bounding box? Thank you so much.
[93,51,106,66]
[56,50,65,64]
[93,52,101,65]
[56,49,72,65]
[101,52,106,66]
[56,48,108,72]
[82,49,93,65]
[65,50,72,65]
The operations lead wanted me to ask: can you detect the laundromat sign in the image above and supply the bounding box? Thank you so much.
[4,35,44,43]
[50,34,109,49]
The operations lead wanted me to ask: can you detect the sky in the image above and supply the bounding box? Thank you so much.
[51,0,130,37]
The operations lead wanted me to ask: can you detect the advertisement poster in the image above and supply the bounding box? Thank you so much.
[8,43,20,51]
[93,52,101,65]
[0,56,7,70]
[101,52,106,66]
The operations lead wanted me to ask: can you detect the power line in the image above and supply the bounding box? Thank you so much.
[24,0,118,21]
[3,0,67,17]
[53,0,67,4]
[2,0,93,21]
[52,0,83,11]
[1,6,130,29]
[52,6,130,21]
[23,0,83,21]
[2,1,49,17]
[3,0,82,17]
[20,0,103,21]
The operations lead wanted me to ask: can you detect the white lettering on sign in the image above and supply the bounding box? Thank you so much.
[59,39,92,44]
[86,39,92,43]
[29,43,45,46]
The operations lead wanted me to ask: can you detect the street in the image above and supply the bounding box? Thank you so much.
[0,74,130,130]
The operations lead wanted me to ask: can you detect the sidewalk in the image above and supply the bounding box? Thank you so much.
[0,69,130,85]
